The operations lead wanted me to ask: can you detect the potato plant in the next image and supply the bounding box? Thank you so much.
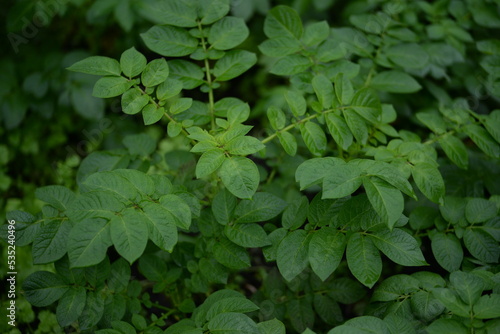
[2,0,500,333]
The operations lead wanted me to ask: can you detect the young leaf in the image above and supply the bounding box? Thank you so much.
[309,228,346,281]
[218,157,259,199]
[93,76,133,98]
[225,136,264,156]
[370,71,422,93]
[322,164,362,199]
[325,113,353,150]
[235,192,287,223]
[208,17,249,50]
[264,5,303,40]
[143,105,164,126]
[363,177,404,229]
[431,232,463,272]
[277,132,298,156]
[267,106,286,130]
[277,230,310,281]
[411,163,445,204]
[213,238,251,269]
[141,26,198,57]
[312,74,334,109]
[346,232,381,288]
[141,58,169,87]
[109,208,148,264]
[303,21,330,46]
[284,90,307,116]
[300,122,327,156]
[224,223,271,248]
[120,47,147,78]
[121,88,149,115]
[334,73,354,105]
[67,56,121,76]
[438,134,469,169]
[213,50,257,81]
[369,228,427,266]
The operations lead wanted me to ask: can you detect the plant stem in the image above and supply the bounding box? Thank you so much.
[198,21,216,131]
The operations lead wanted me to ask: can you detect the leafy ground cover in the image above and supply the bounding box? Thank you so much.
[1,0,500,333]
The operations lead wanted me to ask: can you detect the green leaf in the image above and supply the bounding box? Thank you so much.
[57,287,86,327]
[78,290,105,330]
[432,288,471,318]
[212,189,237,225]
[35,185,75,211]
[270,55,311,75]
[93,76,133,98]
[322,164,362,199]
[416,110,447,134]
[159,194,192,229]
[68,218,111,268]
[350,88,381,124]
[218,157,259,199]
[463,228,499,263]
[411,290,446,322]
[482,109,500,143]
[143,104,164,125]
[157,78,183,100]
[411,163,445,205]
[208,16,249,50]
[224,223,271,247]
[141,59,169,87]
[225,136,265,156]
[84,171,138,202]
[267,106,286,130]
[312,74,334,109]
[300,122,327,156]
[235,192,287,223]
[363,177,404,229]
[426,319,468,334]
[23,271,69,307]
[120,47,147,78]
[287,299,315,333]
[309,228,346,281]
[142,203,178,251]
[196,148,226,178]
[431,232,463,272]
[450,271,484,306]
[121,88,149,115]
[206,298,259,321]
[213,238,251,269]
[386,43,429,69]
[372,274,420,302]
[170,98,193,115]
[282,196,309,230]
[109,208,148,264]
[227,103,250,125]
[277,132,298,156]
[258,37,301,57]
[464,124,500,158]
[257,319,286,334]
[199,0,230,25]
[277,230,310,281]
[366,161,416,199]
[284,90,306,117]
[314,294,343,325]
[207,312,259,333]
[438,134,468,169]
[67,56,121,76]
[325,113,353,150]
[264,5,303,40]
[474,294,500,319]
[346,232,381,288]
[168,60,204,89]
[370,71,422,93]
[213,50,257,81]
[343,108,369,144]
[369,228,427,266]
[167,119,183,136]
[143,0,197,27]
[465,198,498,224]
[66,191,125,222]
[296,157,345,190]
[32,219,71,264]
[334,73,354,105]
[303,21,330,46]
[141,25,198,57]
[328,316,390,334]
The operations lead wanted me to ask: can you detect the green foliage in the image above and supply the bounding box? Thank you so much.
[2,0,500,333]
